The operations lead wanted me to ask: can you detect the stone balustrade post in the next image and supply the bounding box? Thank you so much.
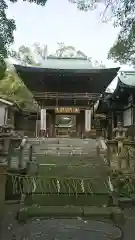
[113,122,127,170]
[0,163,7,235]
[18,136,28,169]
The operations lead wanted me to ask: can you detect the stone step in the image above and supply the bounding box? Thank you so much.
[32,143,95,148]
[18,206,124,228]
[28,155,96,164]
[30,152,90,157]
[37,165,109,178]
[35,146,83,150]
[24,148,97,154]
[32,149,96,154]
[26,153,96,158]
[28,138,97,145]
[25,195,110,207]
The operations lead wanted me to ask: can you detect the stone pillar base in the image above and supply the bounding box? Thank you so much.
[0,164,7,234]
[0,164,7,201]
[84,129,96,139]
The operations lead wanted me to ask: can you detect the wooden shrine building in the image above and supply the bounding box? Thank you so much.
[14,58,119,137]
[104,71,135,139]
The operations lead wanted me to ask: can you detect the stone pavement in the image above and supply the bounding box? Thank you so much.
[1,205,123,240]
[2,204,135,240]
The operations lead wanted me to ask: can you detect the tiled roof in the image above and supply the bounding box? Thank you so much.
[119,71,135,87]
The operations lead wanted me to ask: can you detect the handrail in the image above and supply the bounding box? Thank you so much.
[33,92,100,100]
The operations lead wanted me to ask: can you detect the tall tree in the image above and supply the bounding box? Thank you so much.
[2,0,135,66]
[9,43,48,65]
[9,0,47,5]
[49,42,88,58]
[108,24,135,65]
[69,0,135,65]
[0,0,48,70]
[0,70,37,111]
[9,42,105,68]
[0,0,16,78]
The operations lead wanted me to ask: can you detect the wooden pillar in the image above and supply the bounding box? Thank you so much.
[80,110,85,137]
[76,114,81,137]
[51,110,56,137]
[40,108,47,137]
[47,113,51,137]
[107,111,113,140]
[133,106,135,140]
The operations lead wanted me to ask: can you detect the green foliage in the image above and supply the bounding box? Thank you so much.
[51,42,88,58]
[1,0,135,66]
[108,22,135,65]
[0,71,38,111]
[9,0,48,5]
[0,0,48,68]
[10,42,105,67]
[69,0,135,65]
[0,0,16,77]
[112,174,135,198]
[69,0,99,11]
[106,0,135,64]
[9,43,48,65]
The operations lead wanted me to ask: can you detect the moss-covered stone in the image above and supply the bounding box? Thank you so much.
[111,207,125,225]
[83,206,112,218]
[18,206,83,222]
[25,193,110,207]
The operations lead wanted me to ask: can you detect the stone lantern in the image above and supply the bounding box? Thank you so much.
[0,124,22,165]
[113,122,127,141]
[113,121,127,169]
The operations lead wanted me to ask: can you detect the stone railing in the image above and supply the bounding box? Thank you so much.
[106,139,135,172]
[0,124,22,164]
[102,122,135,173]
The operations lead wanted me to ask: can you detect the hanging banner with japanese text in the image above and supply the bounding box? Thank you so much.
[40,109,46,130]
[85,110,91,131]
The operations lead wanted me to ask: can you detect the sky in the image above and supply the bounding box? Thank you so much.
[7,0,120,66]
[6,0,134,90]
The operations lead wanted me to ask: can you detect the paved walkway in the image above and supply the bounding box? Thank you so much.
[1,205,123,240]
[2,204,135,240]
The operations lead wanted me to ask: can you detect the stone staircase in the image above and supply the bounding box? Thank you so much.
[10,137,109,178]
[28,137,97,156]
[3,137,124,240]
[6,137,125,231]
[10,138,98,168]
[20,138,111,208]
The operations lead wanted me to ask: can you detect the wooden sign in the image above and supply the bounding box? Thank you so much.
[55,108,80,113]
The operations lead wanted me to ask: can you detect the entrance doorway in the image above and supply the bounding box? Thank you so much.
[55,115,76,137]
